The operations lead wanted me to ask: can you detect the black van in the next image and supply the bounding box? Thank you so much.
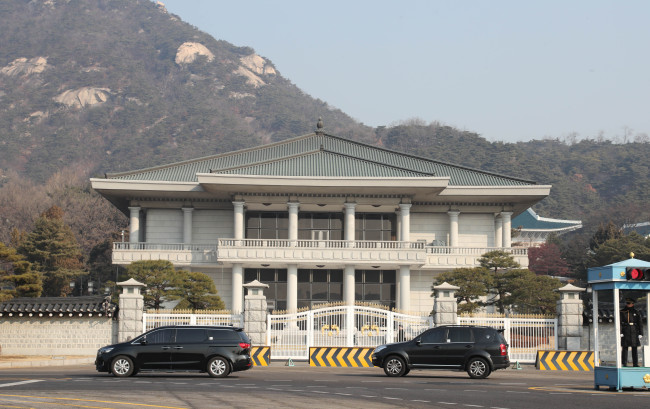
[95,326,253,378]
[371,325,509,379]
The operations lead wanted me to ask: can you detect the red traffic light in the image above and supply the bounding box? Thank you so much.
[626,267,649,281]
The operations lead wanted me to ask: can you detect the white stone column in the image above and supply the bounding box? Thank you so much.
[448,210,460,247]
[399,203,412,243]
[343,202,356,242]
[233,201,245,241]
[232,263,243,314]
[287,264,298,312]
[398,265,411,311]
[288,202,299,247]
[182,207,193,244]
[395,209,402,241]
[117,278,146,342]
[128,206,141,243]
[494,215,503,248]
[433,282,460,326]
[343,265,355,305]
[501,211,513,248]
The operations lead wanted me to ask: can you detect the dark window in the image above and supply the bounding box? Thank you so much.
[237,330,251,344]
[207,329,240,342]
[420,328,447,344]
[297,212,344,241]
[355,213,395,241]
[355,270,396,309]
[448,327,473,343]
[245,268,287,312]
[472,328,495,342]
[297,269,344,308]
[245,212,288,239]
[144,329,173,344]
[175,329,206,343]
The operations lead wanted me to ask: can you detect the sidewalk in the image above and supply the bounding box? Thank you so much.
[0,355,95,369]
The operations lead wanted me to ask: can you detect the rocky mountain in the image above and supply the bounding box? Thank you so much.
[0,0,373,182]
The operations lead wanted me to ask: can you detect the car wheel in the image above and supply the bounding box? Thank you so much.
[467,357,491,379]
[207,356,230,378]
[383,355,406,377]
[402,367,410,377]
[111,356,135,377]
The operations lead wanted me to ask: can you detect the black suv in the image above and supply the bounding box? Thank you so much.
[95,325,253,378]
[372,325,509,379]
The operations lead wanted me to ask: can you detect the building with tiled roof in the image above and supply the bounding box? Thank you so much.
[511,208,582,246]
[91,123,551,314]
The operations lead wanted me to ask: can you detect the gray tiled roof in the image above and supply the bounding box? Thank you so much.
[106,133,536,186]
[0,296,116,317]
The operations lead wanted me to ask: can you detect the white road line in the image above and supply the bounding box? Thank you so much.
[0,380,43,388]
[412,400,431,403]
[463,405,483,408]
[425,388,446,391]
[438,402,458,405]
[313,391,329,394]
[386,387,407,390]
[361,395,377,398]
[335,393,351,396]
[384,397,402,400]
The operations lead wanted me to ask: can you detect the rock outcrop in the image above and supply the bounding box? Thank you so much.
[0,57,49,77]
[240,54,276,75]
[175,42,215,65]
[54,87,111,108]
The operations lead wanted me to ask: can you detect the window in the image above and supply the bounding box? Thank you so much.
[448,327,473,343]
[297,269,343,309]
[245,268,287,311]
[142,329,173,344]
[421,328,447,344]
[207,329,240,342]
[298,212,343,240]
[355,213,395,241]
[246,212,288,239]
[175,329,206,343]
[354,270,396,309]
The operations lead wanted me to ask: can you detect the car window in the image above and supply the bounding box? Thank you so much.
[144,329,173,344]
[207,329,240,342]
[448,327,473,343]
[420,328,447,344]
[472,327,496,342]
[175,328,206,343]
[237,330,251,344]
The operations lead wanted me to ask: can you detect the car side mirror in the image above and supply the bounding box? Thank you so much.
[416,339,421,345]
[139,338,147,345]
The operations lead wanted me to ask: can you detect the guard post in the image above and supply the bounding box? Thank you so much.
[589,254,650,391]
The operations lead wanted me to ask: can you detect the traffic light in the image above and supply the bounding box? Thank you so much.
[626,267,650,281]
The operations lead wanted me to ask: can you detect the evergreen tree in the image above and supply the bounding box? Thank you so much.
[17,206,86,297]
[1,242,42,300]
[589,221,623,251]
[174,271,225,310]
[478,250,521,314]
[589,232,650,267]
[432,267,491,314]
[125,260,181,309]
[507,270,561,315]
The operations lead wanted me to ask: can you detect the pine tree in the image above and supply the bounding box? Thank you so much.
[0,242,42,300]
[18,206,86,297]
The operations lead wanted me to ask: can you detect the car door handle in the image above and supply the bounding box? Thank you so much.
[433,346,441,349]
[465,345,472,349]
[161,346,170,350]
[173,346,183,350]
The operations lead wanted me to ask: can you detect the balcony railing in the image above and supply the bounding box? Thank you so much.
[112,241,528,268]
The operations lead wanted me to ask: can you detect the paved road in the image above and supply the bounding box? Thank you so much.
[0,364,648,408]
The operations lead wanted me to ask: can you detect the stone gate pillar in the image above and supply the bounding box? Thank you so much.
[243,280,269,346]
[556,283,585,350]
[117,278,146,342]
[433,282,460,326]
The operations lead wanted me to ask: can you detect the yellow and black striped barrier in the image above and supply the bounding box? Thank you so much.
[309,347,374,367]
[535,350,594,371]
[251,346,271,366]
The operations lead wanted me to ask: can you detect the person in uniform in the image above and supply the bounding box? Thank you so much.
[620,298,643,367]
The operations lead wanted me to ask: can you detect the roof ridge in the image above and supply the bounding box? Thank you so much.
[211,147,437,177]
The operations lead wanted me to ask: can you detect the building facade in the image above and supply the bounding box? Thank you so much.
[91,128,551,314]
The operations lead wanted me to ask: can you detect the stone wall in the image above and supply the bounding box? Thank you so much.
[0,317,117,355]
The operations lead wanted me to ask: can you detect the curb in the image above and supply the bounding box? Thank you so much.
[0,357,94,369]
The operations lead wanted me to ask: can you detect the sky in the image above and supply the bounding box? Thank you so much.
[161,0,650,143]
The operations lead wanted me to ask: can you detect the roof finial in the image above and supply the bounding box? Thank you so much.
[317,117,324,129]
[630,252,635,259]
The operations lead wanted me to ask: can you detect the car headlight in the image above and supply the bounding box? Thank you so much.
[98,346,114,355]
[373,345,386,354]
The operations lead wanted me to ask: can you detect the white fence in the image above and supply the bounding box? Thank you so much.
[458,315,558,363]
[142,312,243,331]
[267,305,434,360]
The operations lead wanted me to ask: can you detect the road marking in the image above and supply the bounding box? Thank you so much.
[412,400,431,403]
[334,393,351,396]
[425,388,446,391]
[345,386,366,389]
[361,395,377,398]
[306,385,326,388]
[384,397,402,400]
[438,402,458,405]
[386,387,406,390]
[0,393,189,409]
[361,380,381,383]
[0,380,43,388]
[313,391,329,394]
[463,405,483,408]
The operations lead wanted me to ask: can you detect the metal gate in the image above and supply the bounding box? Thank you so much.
[267,305,434,360]
[458,315,558,363]
[143,310,243,331]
